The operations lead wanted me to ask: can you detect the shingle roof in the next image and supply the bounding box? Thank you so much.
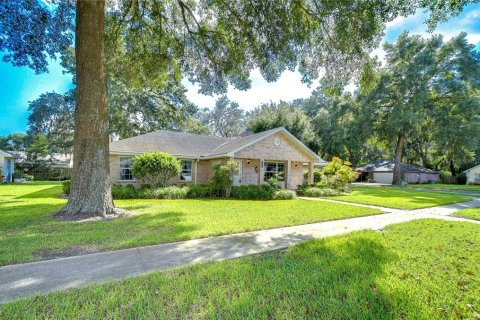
[5,150,73,166]
[110,130,231,157]
[109,127,324,162]
[356,161,438,174]
[465,164,480,172]
[207,128,281,156]
[0,150,15,158]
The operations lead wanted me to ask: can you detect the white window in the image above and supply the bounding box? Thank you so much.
[475,173,480,182]
[264,161,285,181]
[119,157,134,181]
[180,160,192,181]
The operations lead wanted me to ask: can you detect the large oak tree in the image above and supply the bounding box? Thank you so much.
[1,0,476,216]
[362,32,480,184]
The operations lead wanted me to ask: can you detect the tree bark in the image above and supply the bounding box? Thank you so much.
[58,0,115,217]
[449,160,457,177]
[392,133,405,185]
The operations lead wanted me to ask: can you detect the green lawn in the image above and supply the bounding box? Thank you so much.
[452,208,480,221]
[406,184,480,191]
[0,183,381,266]
[2,219,479,319]
[329,186,472,210]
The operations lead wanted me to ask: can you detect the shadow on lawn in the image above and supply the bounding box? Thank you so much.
[194,236,419,319]
[16,186,63,199]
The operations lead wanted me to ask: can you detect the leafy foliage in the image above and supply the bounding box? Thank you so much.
[27,90,75,153]
[304,187,345,197]
[362,32,480,180]
[0,0,74,73]
[273,189,297,200]
[131,152,181,188]
[247,102,315,147]
[26,134,50,162]
[321,157,359,191]
[62,180,71,195]
[210,161,238,197]
[230,185,276,200]
[199,96,245,137]
[0,133,29,151]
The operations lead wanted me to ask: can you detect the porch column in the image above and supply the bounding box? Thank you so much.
[194,159,198,185]
[259,158,264,185]
[286,160,291,189]
[308,162,314,185]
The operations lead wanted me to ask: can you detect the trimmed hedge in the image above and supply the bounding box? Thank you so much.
[230,185,275,200]
[110,184,296,200]
[303,187,345,197]
[273,189,297,200]
[186,185,214,198]
[62,180,71,195]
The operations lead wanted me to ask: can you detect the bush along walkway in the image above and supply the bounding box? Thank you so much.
[1,198,479,304]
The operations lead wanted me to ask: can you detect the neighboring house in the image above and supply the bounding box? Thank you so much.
[0,150,15,183]
[356,161,439,184]
[7,151,74,180]
[109,127,326,189]
[465,165,480,184]
[7,151,74,169]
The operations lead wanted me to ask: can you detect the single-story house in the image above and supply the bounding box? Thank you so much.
[465,165,480,184]
[109,127,326,189]
[7,151,74,169]
[6,151,74,180]
[0,150,15,183]
[356,161,439,184]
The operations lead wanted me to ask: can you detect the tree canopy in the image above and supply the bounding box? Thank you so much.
[2,0,479,215]
[199,96,245,137]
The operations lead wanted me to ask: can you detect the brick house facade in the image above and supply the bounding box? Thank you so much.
[109,128,325,190]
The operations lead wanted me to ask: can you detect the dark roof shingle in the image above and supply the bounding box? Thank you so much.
[110,130,231,157]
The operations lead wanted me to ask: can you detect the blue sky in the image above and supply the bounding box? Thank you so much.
[1,4,479,135]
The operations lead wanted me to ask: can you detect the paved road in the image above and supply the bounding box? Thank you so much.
[1,198,479,304]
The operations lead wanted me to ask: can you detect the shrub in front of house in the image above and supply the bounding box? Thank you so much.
[153,186,188,199]
[457,172,467,185]
[322,157,358,192]
[62,180,71,195]
[210,161,238,197]
[303,187,344,197]
[131,152,181,188]
[231,185,276,200]
[273,189,297,200]
[186,185,213,198]
[112,184,138,199]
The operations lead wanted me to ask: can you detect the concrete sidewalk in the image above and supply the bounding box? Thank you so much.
[1,198,479,304]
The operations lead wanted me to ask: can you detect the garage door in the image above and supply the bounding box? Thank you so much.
[373,172,393,184]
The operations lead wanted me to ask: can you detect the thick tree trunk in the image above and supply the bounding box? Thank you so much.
[392,133,405,185]
[58,0,115,217]
[449,160,457,176]
[420,154,430,169]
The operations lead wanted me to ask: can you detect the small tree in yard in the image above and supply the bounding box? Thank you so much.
[131,152,181,188]
[210,161,238,198]
[321,157,358,191]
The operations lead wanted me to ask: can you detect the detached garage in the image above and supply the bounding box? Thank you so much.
[465,165,480,184]
[356,161,439,184]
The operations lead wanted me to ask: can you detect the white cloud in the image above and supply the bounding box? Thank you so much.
[184,69,319,111]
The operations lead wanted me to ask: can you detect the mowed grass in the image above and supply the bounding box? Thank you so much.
[0,183,381,266]
[453,208,480,221]
[407,183,480,191]
[2,219,479,319]
[329,186,472,210]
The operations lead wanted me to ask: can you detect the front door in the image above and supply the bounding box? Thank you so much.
[233,160,242,186]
